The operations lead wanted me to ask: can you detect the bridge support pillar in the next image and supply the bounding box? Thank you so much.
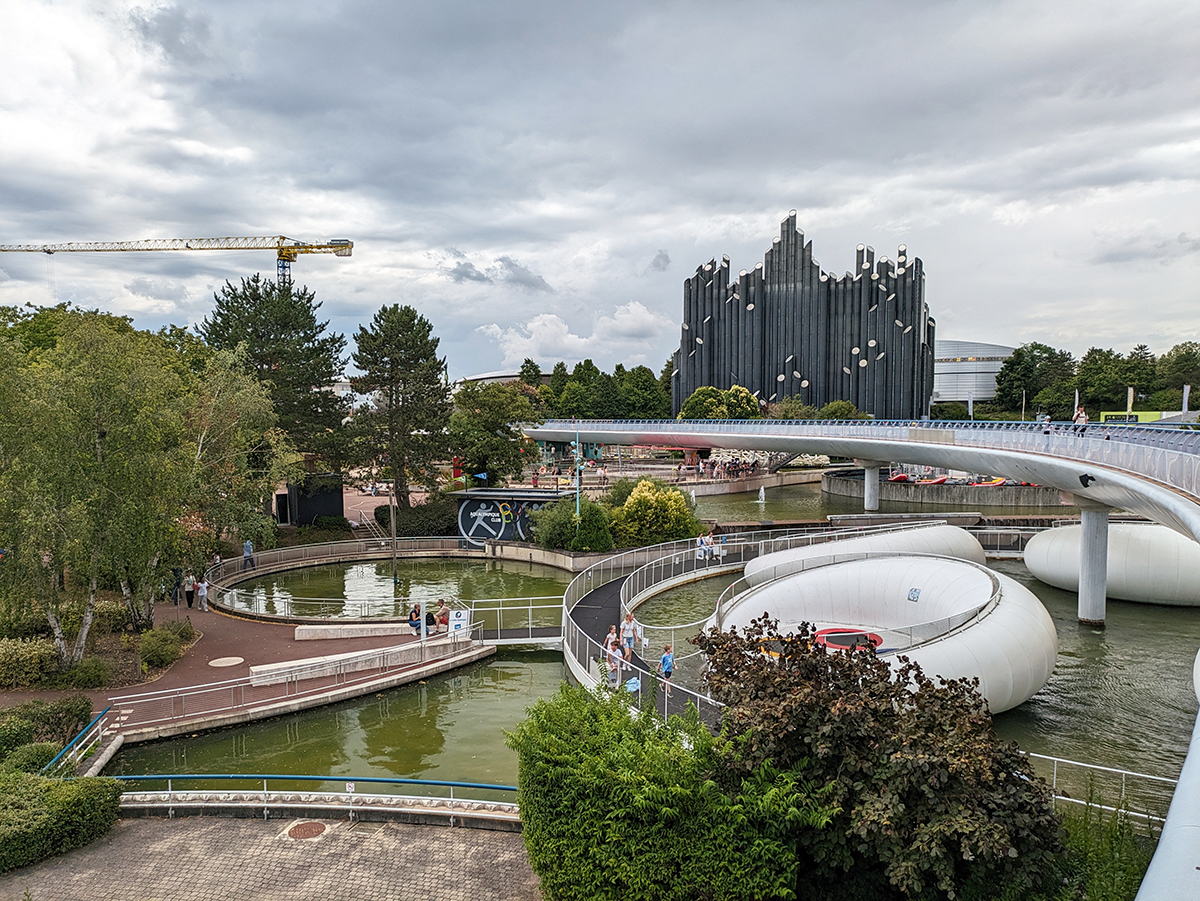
[1075,499,1111,626]
[855,460,887,512]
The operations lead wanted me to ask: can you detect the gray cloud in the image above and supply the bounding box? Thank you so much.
[643,250,670,274]
[126,276,189,301]
[490,256,552,293]
[130,5,212,63]
[444,260,492,283]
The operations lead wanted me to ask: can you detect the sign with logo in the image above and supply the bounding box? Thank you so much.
[457,498,533,547]
[449,609,469,633]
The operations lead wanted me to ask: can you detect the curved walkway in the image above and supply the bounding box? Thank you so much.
[0,817,539,901]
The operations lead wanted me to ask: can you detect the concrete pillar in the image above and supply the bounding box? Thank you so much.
[1078,503,1110,625]
[854,459,887,512]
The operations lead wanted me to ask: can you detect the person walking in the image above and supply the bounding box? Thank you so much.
[621,611,642,663]
[183,571,196,608]
[657,644,674,697]
[196,575,209,612]
[242,538,255,572]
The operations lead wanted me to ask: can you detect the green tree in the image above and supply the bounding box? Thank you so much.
[769,396,820,419]
[608,480,703,547]
[817,399,869,420]
[1123,344,1159,398]
[570,358,601,388]
[992,342,1076,413]
[590,371,624,419]
[555,380,591,418]
[1075,347,1126,410]
[620,365,671,419]
[678,385,728,420]
[1157,341,1200,392]
[450,381,539,486]
[658,356,674,402]
[350,305,452,509]
[0,312,290,656]
[197,274,347,458]
[548,361,570,398]
[724,385,761,418]
[530,496,613,552]
[518,358,542,386]
[696,617,1063,900]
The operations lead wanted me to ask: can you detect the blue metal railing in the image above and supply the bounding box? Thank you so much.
[41,705,111,777]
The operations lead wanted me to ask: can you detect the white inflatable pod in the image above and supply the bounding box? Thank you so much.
[721,555,1057,713]
[1024,522,1200,606]
[744,524,986,587]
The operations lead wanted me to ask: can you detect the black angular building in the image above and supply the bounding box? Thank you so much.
[671,212,935,420]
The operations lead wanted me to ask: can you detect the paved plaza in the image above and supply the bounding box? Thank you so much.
[0,817,541,901]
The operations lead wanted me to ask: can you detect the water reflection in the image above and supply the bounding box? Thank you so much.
[108,649,566,785]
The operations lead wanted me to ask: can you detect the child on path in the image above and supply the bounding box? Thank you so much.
[196,576,209,612]
[657,644,674,697]
[606,640,623,689]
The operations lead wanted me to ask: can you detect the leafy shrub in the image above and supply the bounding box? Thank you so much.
[1,696,93,745]
[92,597,132,634]
[139,628,181,668]
[312,515,351,532]
[55,657,110,689]
[0,606,48,641]
[608,479,703,547]
[0,719,35,760]
[507,685,838,901]
[0,774,123,873]
[162,617,195,643]
[0,742,62,774]
[373,493,459,537]
[530,496,614,552]
[696,617,1064,900]
[0,638,59,689]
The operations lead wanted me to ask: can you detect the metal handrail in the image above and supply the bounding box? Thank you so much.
[712,551,1001,653]
[108,632,479,730]
[110,773,517,792]
[41,705,111,776]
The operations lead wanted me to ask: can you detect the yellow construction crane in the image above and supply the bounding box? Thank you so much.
[0,235,353,285]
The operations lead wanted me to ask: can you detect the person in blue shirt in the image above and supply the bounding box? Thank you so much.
[408,605,422,635]
[242,538,255,572]
[657,644,674,697]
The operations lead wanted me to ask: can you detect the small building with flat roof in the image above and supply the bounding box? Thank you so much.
[932,340,1015,404]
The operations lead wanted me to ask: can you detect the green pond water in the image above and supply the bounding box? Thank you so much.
[107,648,565,789]
[225,559,572,619]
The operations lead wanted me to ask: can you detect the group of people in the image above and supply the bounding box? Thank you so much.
[408,599,452,635]
[674,459,762,482]
[170,569,209,611]
[601,611,674,696]
[695,531,721,561]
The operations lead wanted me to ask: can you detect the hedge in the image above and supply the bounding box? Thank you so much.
[0,774,123,873]
[0,742,62,774]
[373,493,458,537]
[1,696,93,746]
[139,628,181,668]
[0,638,59,688]
[506,685,838,901]
[0,719,35,759]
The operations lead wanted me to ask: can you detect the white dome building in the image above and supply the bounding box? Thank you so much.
[720,554,1057,713]
[1024,522,1200,606]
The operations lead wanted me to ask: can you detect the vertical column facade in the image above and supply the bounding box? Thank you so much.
[672,213,935,419]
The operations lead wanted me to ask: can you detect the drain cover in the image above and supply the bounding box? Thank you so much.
[288,822,327,840]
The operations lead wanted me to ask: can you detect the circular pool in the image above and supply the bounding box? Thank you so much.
[219,558,573,619]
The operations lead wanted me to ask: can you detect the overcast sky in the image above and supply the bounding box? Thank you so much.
[2,0,1199,377]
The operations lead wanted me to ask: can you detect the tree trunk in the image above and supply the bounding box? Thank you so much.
[68,575,98,666]
[44,607,69,666]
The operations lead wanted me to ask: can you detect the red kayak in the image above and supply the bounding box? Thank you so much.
[916,476,947,485]
[888,471,909,482]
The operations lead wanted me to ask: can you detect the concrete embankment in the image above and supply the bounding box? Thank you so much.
[822,469,1069,508]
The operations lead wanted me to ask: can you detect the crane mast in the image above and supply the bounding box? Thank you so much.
[0,236,353,285]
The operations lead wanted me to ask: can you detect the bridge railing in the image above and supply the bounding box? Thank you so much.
[206,536,478,587]
[712,551,1000,649]
[41,706,112,778]
[530,418,1200,500]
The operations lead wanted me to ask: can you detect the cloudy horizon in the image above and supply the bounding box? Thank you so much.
[2,0,1198,377]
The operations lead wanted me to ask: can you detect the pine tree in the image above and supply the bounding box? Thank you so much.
[350,305,452,508]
